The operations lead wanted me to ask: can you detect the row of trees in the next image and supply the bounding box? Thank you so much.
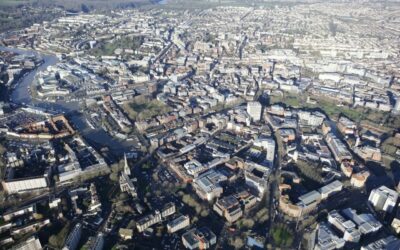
[48,222,71,248]
[109,158,126,182]
[181,193,209,217]
[293,160,324,187]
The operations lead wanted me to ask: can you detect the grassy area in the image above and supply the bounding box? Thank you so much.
[381,137,400,156]
[270,92,390,124]
[271,224,294,247]
[123,98,170,121]
[141,161,153,170]
[154,0,301,10]
[304,97,373,122]
[385,115,400,129]
[292,160,323,189]
[90,36,143,57]
[270,94,300,108]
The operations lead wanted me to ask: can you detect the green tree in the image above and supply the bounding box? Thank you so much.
[81,4,90,13]
[231,237,244,249]
[200,209,209,217]
[109,172,119,182]
[49,222,71,248]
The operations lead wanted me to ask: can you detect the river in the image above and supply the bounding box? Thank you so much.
[0,46,134,156]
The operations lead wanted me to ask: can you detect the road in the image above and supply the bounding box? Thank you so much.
[264,120,281,247]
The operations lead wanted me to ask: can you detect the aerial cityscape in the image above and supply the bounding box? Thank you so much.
[0,0,400,249]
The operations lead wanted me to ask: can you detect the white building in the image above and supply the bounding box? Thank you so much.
[184,160,206,177]
[368,186,398,213]
[328,210,360,243]
[193,170,227,201]
[319,180,343,199]
[298,111,325,127]
[49,197,61,209]
[244,161,271,198]
[361,236,400,250]
[394,96,400,114]
[247,101,262,122]
[167,215,190,233]
[253,137,275,166]
[2,177,49,194]
[10,237,42,250]
[342,208,382,235]
[315,223,345,250]
[119,154,137,198]
[182,227,217,250]
[137,203,176,232]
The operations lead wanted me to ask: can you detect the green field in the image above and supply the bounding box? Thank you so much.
[271,224,294,247]
[270,92,392,125]
[123,98,171,121]
[90,36,144,57]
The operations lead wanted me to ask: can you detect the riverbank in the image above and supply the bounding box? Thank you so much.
[0,46,135,157]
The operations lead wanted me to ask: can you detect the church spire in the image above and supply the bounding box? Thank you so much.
[123,153,131,176]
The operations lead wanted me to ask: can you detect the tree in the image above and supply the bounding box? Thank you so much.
[255,208,269,223]
[48,222,71,248]
[0,191,5,204]
[0,143,6,155]
[119,193,128,201]
[200,209,209,217]
[152,172,159,181]
[109,172,119,182]
[182,194,191,204]
[81,4,90,13]
[33,213,43,220]
[127,220,136,229]
[48,235,59,248]
[156,226,164,237]
[272,224,294,247]
[116,204,133,214]
[240,218,255,229]
[232,237,244,249]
